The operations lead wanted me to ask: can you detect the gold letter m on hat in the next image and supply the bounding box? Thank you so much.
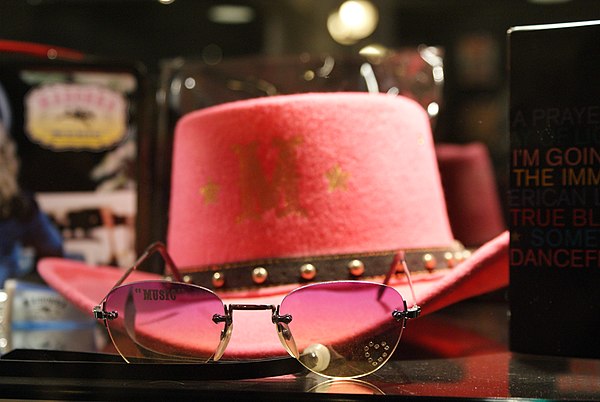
[234,135,307,221]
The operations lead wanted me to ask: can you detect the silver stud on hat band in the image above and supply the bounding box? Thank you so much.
[212,271,225,288]
[347,259,365,277]
[422,254,437,271]
[252,267,268,284]
[300,263,317,280]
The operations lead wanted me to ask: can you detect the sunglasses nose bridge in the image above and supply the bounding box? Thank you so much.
[213,303,281,361]
[229,303,276,312]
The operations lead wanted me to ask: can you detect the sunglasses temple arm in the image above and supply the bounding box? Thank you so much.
[151,242,183,282]
[98,242,184,302]
[383,251,420,310]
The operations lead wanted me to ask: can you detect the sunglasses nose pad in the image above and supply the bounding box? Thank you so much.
[276,321,299,359]
[300,343,331,373]
[213,321,233,361]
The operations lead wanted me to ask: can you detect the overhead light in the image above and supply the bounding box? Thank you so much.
[328,1,379,45]
[427,102,440,118]
[158,0,175,4]
[208,5,256,24]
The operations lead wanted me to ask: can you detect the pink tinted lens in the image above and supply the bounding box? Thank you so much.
[103,281,225,362]
[279,281,406,378]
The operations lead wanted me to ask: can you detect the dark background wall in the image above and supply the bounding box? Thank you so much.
[3,0,598,136]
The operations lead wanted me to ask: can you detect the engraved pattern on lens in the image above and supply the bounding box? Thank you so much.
[363,340,390,367]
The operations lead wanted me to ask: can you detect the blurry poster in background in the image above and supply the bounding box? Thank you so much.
[25,73,138,268]
[1,60,143,272]
[0,44,146,353]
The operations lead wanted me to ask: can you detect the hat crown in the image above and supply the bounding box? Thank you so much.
[167,92,453,269]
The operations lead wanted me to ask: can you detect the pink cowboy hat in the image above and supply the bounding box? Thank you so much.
[38,92,508,359]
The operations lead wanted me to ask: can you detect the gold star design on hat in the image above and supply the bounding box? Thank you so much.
[326,164,349,192]
[199,182,220,204]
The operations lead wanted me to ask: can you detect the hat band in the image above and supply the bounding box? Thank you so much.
[168,242,469,291]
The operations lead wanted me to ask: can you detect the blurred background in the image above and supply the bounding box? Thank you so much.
[2,0,600,247]
[2,0,599,141]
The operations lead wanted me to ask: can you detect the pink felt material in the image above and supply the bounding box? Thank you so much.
[436,142,506,246]
[168,93,453,269]
[37,258,159,311]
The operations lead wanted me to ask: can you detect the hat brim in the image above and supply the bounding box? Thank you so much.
[37,231,508,359]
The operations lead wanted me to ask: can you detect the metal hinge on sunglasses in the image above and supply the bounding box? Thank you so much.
[392,305,421,321]
[93,305,118,320]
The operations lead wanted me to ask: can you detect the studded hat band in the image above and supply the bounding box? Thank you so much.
[166,242,470,291]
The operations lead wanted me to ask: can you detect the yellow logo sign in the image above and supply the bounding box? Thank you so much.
[25,84,128,151]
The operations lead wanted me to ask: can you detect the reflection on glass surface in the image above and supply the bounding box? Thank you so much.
[160,46,444,127]
[309,378,385,395]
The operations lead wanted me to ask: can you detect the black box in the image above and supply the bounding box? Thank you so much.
[508,21,600,358]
